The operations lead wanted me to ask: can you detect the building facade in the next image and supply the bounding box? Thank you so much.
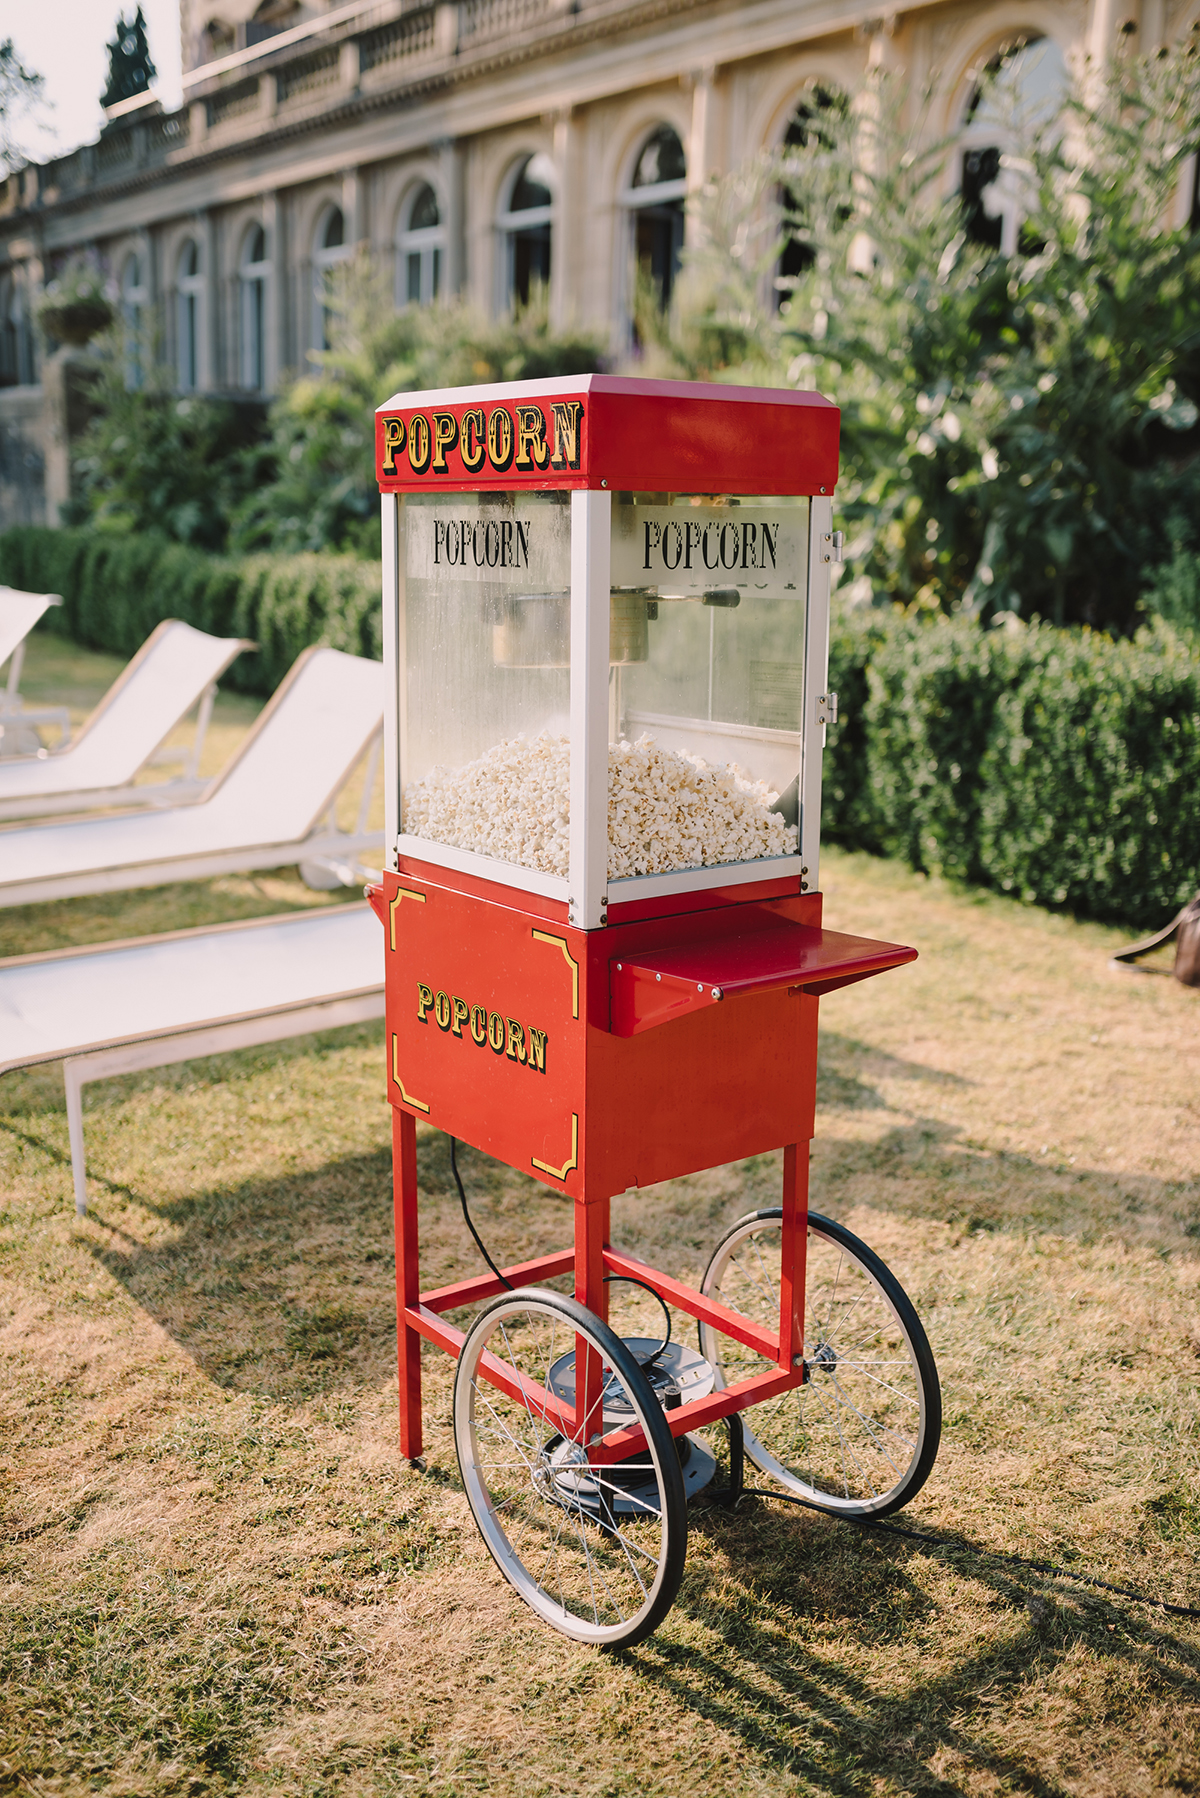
[1,0,1198,522]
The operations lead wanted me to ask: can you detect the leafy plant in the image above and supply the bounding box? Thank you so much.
[0,36,43,171]
[1141,513,1200,632]
[64,350,269,551]
[664,40,1200,631]
[230,256,604,556]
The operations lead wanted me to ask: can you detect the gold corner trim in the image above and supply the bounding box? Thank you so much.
[388,885,426,951]
[391,1033,430,1114]
[532,1112,579,1182]
[532,928,579,1019]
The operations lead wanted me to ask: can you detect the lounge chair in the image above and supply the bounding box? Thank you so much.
[0,904,384,1213]
[0,618,253,822]
[0,586,70,754]
[0,646,384,908]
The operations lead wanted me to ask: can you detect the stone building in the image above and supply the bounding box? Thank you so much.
[1,0,1198,524]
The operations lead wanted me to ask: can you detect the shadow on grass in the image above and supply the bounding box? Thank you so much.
[11,1093,1195,1794]
[4,1073,1181,1412]
[816,1031,971,1114]
[65,1126,568,1404]
[810,1110,1200,1249]
[631,1498,1200,1796]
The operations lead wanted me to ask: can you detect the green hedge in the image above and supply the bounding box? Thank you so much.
[827,611,1200,928]
[0,526,381,696]
[4,524,1197,928]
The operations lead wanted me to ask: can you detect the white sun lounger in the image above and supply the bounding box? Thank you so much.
[0,587,70,753]
[0,646,384,908]
[0,904,384,1213]
[0,618,253,822]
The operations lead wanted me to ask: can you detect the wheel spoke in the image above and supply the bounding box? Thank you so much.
[701,1214,939,1516]
[455,1292,685,1645]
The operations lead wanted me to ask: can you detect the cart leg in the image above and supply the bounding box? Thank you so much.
[574,1190,610,1449]
[393,1107,423,1462]
[778,1141,810,1372]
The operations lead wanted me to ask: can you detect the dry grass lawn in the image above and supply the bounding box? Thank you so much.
[0,635,1197,1796]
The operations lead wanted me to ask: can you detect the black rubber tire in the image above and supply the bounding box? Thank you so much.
[699,1209,941,1518]
[454,1286,688,1647]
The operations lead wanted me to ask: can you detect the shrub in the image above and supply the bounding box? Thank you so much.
[1141,514,1200,633]
[977,624,1200,922]
[0,525,379,695]
[821,610,1200,928]
[64,371,269,551]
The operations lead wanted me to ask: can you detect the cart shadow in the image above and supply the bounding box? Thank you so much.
[810,1109,1200,1249]
[631,1501,1200,1796]
[816,1030,970,1113]
[59,1092,1200,1402]
[74,1129,568,1403]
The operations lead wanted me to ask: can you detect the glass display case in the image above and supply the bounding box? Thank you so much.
[379,377,839,928]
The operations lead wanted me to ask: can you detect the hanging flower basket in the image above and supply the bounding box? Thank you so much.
[37,295,115,347]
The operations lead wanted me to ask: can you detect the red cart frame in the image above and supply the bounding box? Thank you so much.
[370,375,933,1644]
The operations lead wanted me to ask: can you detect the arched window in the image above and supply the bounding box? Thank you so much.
[176,239,203,391]
[240,223,269,391]
[497,154,553,310]
[313,204,350,350]
[121,252,148,389]
[398,183,444,306]
[622,126,687,314]
[618,126,686,347]
[0,277,19,388]
[960,37,1067,254]
[775,86,846,307]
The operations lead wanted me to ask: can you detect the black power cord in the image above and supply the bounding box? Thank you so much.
[449,1137,513,1291]
[603,1273,673,1374]
[448,1145,677,1371]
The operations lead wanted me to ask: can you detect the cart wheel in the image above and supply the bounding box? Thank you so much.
[453,1288,688,1647]
[699,1210,941,1518]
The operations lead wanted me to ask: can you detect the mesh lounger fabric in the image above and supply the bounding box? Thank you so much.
[0,647,383,899]
[0,619,248,803]
[0,904,382,1075]
[0,589,59,673]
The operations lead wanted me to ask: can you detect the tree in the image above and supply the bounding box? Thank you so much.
[661,40,1200,631]
[0,38,45,171]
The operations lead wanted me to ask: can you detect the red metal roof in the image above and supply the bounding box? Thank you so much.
[375,373,840,496]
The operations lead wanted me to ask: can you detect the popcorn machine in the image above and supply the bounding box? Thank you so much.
[368,376,941,1647]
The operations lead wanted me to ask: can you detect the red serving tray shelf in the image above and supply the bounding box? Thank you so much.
[609,923,917,1037]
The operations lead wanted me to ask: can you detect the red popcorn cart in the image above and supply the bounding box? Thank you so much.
[366,375,941,1647]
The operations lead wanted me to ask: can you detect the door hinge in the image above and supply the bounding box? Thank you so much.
[816,690,839,727]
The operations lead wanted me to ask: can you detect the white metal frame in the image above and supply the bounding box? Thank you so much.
[0,589,70,752]
[0,615,254,819]
[63,992,383,1216]
[382,491,401,866]
[0,905,386,1216]
[383,487,830,922]
[569,488,611,930]
[801,494,834,894]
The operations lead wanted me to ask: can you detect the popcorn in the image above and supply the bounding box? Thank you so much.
[404,732,797,879]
